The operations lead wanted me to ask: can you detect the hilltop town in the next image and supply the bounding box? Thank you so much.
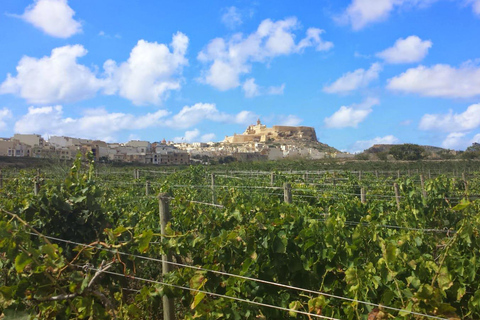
[0,120,353,165]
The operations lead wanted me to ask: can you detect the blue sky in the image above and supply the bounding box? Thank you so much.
[0,0,480,152]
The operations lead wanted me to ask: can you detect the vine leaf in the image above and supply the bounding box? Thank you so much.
[15,252,32,273]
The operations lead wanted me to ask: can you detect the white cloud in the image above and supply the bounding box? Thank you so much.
[472,133,480,143]
[14,105,169,142]
[221,7,243,29]
[350,135,400,153]
[242,78,260,98]
[387,63,480,98]
[104,32,189,105]
[323,63,382,94]
[242,78,285,98]
[0,45,104,104]
[21,0,82,38]
[174,129,216,143]
[165,103,258,129]
[419,103,480,132]
[339,0,438,30]
[198,17,332,91]
[297,28,334,52]
[376,35,432,64]
[442,132,468,150]
[324,97,379,128]
[267,84,285,95]
[201,133,216,142]
[278,115,302,126]
[467,0,480,15]
[0,108,13,131]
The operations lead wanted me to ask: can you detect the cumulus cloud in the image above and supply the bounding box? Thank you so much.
[467,0,480,15]
[14,105,169,142]
[387,63,480,98]
[472,133,480,143]
[442,132,468,150]
[0,108,13,131]
[277,115,302,126]
[0,33,189,105]
[242,78,285,98]
[323,63,382,94]
[324,97,379,128]
[242,78,260,98]
[376,35,432,64]
[104,32,189,105]
[198,17,333,91]
[338,0,438,30]
[174,129,216,143]
[350,135,400,153]
[221,6,243,29]
[419,103,480,132]
[165,103,258,129]
[21,0,82,38]
[0,45,104,104]
[267,84,285,95]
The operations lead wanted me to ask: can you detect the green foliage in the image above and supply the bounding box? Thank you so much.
[1,163,480,319]
[389,144,425,161]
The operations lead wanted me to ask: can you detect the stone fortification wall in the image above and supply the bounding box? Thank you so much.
[224,121,318,144]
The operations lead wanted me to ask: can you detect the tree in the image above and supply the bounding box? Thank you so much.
[389,144,425,161]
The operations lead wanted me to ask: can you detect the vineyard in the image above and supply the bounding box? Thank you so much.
[1,156,480,319]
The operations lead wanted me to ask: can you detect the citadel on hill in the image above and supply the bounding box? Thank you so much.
[224,119,318,144]
[0,120,351,164]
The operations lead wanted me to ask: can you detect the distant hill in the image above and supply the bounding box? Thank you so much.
[361,144,457,160]
[364,144,449,154]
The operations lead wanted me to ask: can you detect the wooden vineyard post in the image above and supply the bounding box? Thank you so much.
[34,175,40,196]
[270,172,275,187]
[397,170,400,179]
[146,180,150,196]
[358,171,362,181]
[463,172,469,200]
[375,170,378,179]
[284,183,292,204]
[394,183,400,210]
[211,173,216,204]
[134,169,137,179]
[360,188,366,204]
[158,193,175,320]
[428,169,431,180]
[420,175,427,199]
[0,170,3,189]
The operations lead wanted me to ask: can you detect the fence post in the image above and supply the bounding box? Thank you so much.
[284,183,292,204]
[146,180,150,196]
[211,173,216,204]
[462,172,469,200]
[394,183,400,210]
[270,172,275,187]
[397,170,400,179]
[358,171,362,181]
[420,175,427,199]
[360,188,366,204]
[375,170,378,179]
[158,193,175,320]
[428,169,431,180]
[34,176,40,196]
